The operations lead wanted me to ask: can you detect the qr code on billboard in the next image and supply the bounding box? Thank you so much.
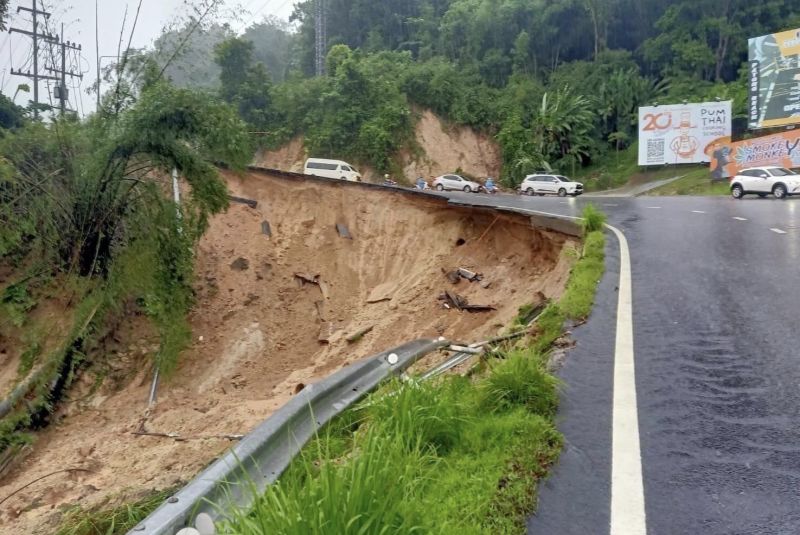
[647,139,665,163]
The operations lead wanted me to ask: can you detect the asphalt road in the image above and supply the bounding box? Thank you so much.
[446,191,800,534]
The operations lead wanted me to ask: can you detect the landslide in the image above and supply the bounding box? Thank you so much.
[254,109,502,181]
[0,170,575,534]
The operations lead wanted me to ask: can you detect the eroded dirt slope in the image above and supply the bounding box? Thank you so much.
[252,109,502,181]
[0,170,574,534]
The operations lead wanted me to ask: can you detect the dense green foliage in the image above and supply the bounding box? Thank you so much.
[222,356,562,534]
[0,75,251,455]
[154,0,800,182]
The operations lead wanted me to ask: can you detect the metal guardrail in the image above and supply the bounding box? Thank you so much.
[128,338,447,535]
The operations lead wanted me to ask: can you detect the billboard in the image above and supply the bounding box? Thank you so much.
[749,28,800,129]
[707,131,800,180]
[638,101,732,166]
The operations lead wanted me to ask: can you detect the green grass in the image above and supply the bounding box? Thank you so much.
[573,143,682,192]
[559,229,605,320]
[646,166,729,196]
[221,358,562,535]
[55,488,175,535]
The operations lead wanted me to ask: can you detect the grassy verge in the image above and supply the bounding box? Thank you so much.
[573,144,683,192]
[646,166,729,196]
[216,206,607,535]
[55,488,176,535]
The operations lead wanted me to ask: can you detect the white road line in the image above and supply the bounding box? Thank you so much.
[493,204,647,534]
[691,210,706,214]
[605,224,647,535]
[604,203,619,207]
[647,206,661,209]
[770,228,787,235]
[733,217,748,221]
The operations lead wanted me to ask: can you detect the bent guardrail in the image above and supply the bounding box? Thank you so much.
[128,338,447,535]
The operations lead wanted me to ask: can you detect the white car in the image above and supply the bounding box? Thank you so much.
[432,174,481,193]
[519,174,584,197]
[730,166,800,199]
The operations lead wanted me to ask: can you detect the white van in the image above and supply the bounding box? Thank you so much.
[303,158,362,182]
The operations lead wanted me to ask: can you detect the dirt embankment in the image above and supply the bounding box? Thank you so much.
[253,109,502,182]
[0,170,574,534]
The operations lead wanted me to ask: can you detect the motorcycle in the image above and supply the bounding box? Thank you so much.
[481,180,499,194]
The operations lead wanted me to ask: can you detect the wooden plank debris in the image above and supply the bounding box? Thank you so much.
[346,325,374,343]
[438,291,496,313]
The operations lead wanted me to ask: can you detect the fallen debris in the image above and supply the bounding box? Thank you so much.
[132,431,244,442]
[346,325,374,343]
[230,257,250,271]
[438,290,496,312]
[336,223,352,239]
[228,195,258,208]
[318,322,338,343]
[443,267,484,284]
[457,268,482,282]
[261,220,272,236]
[294,272,318,285]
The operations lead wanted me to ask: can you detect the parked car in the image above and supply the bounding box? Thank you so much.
[304,158,362,182]
[730,166,800,199]
[432,174,481,192]
[519,174,584,197]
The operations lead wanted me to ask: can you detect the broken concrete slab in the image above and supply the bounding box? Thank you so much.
[261,221,272,237]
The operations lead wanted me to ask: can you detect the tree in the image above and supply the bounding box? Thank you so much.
[214,38,256,102]
[0,0,9,31]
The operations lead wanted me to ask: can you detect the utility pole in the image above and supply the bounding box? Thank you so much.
[47,23,83,116]
[9,0,57,118]
[314,0,327,76]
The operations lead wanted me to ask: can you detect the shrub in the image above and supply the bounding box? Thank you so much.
[479,350,559,417]
[581,204,607,233]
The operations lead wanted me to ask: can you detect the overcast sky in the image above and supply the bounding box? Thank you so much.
[0,0,300,114]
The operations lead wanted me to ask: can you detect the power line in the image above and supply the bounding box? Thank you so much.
[8,0,57,117]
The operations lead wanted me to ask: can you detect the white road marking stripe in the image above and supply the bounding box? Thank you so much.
[691,210,706,214]
[770,228,787,234]
[605,224,647,535]
[647,206,661,209]
[604,203,619,207]
[493,205,647,534]
[733,217,748,221]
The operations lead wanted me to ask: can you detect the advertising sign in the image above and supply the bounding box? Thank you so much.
[749,28,800,129]
[638,101,732,166]
[706,131,800,180]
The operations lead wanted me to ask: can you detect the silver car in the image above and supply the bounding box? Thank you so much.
[432,174,481,193]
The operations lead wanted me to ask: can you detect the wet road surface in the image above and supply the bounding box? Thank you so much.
[447,192,800,534]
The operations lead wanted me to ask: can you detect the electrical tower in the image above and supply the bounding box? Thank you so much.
[9,1,83,116]
[9,0,56,117]
[46,24,83,115]
[314,0,327,76]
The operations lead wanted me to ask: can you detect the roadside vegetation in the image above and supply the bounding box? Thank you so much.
[55,488,176,535]
[647,167,730,196]
[0,70,250,463]
[215,206,606,534]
